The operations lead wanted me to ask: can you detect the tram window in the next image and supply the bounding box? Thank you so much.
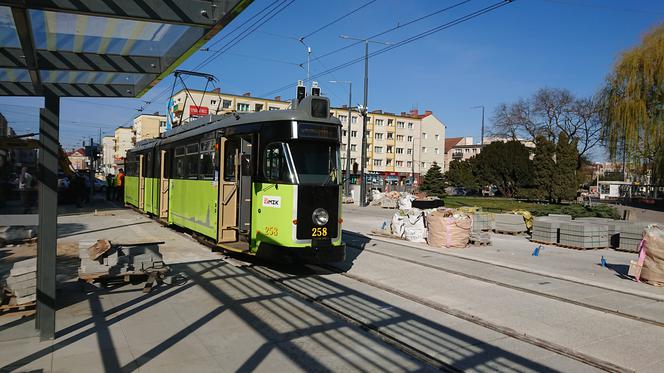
[186,143,199,179]
[263,143,290,183]
[200,140,215,180]
[224,142,239,182]
[145,152,153,178]
[174,146,185,179]
[163,150,171,179]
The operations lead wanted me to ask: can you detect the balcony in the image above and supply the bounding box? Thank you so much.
[452,152,463,160]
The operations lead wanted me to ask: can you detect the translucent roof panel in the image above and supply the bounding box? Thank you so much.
[29,10,203,57]
[0,6,20,48]
[40,70,153,85]
[0,68,31,82]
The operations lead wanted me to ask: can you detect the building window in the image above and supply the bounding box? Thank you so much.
[396,135,404,141]
[465,148,470,153]
[269,106,279,110]
[396,160,403,167]
[386,146,393,153]
[159,120,166,128]
[352,116,357,124]
[397,121,404,128]
[473,148,477,153]
[339,115,347,123]
[350,144,357,151]
[435,147,440,154]
[366,131,371,137]
[351,130,357,138]
[210,99,217,105]
[222,99,232,109]
[388,119,394,126]
[407,136,413,142]
[237,103,250,111]
[435,134,440,141]
[374,146,383,153]
[421,162,427,168]
[422,147,428,153]
[375,119,384,126]
[350,158,356,164]
[342,129,347,137]
[341,144,346,152]
[407,122,414,129]
[255,103,264,111]
[423,133,428,139]
[366,116,371,123]
[406,161,412,168]
[374,133,383,140]
[386,159,393,166]
[373,159,382,166]
[396,147,404,154]
[407,148,412,155]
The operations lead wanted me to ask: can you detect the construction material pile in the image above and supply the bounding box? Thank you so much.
[79,240,165,278]
[531,215,571,244]
[559,222,609,249]
[629,225,664,287]
[390,209,426,242]
[494,213,528,234]
[1,258,36,305]
[370,191,414,209]
[426,209,472,248]
[617,221,652,253]
[0,226,36,246]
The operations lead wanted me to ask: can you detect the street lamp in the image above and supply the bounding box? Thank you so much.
[470,105,485,146]
[339,35,392,207]
[330,80,353,197]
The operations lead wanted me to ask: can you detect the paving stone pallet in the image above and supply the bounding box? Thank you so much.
[558,222,609,249]
[0,257,37,309]
[471,214,494,232]
[494,213,528,234]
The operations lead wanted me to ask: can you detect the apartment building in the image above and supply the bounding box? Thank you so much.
[169,88,290,126]
[101,136,116,174]
[133,113,166,140]
[331,107,446,185]
[114,127,134,164]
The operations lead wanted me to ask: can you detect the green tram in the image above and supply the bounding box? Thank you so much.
[124,95,345,262]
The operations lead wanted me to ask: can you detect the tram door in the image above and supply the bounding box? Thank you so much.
[138,154,145,209]
[238,137,253,235]
[158,149,169,219]
[217,137,239,242]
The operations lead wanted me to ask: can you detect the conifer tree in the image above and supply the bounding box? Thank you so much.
[420,162,446,198]
[553,132,579,202]
[533,136,556,202]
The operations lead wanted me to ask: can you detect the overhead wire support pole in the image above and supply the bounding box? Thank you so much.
[330,80,352,197]
[339,35,393,207]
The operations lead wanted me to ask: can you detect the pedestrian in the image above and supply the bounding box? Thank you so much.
[72,173,86,208]
[105,172,114,201]
[115,168,125,203]
[18,166,35,213]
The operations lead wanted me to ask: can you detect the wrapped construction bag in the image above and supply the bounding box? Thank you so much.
[426,209,472,248]
[391,209,426,242]
[398,194,415,209]
[631,225,664,286]
[512,209,533,230]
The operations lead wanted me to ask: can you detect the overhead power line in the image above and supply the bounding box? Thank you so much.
[261,0,514,98]
[299,0,377,42]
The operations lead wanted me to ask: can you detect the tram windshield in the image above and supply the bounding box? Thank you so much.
[288,141,341,185]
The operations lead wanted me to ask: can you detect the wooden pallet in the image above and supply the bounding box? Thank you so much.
[555,243,609,250]
[469,238,491,246]
[494,230,529,236]
[78,266,169,293]
[530,239,556,245]
[0,290,36,318]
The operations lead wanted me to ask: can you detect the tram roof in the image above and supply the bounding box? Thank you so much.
[0,1,252,97]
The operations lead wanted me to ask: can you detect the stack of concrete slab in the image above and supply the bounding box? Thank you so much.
[531,215,571,244]
[469,231,491,246]
[494,214,527,234]
[1,258,37,305]
[0,226,36,246]
[617,222,651,253]
[79,240,164,278]
[471,213,495,232]
[559,222,609,249]
[574,217,624,249]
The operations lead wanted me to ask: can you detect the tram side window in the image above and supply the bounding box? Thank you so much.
[163,150,171,179]
[224,142,239,182]
[199,140,215,180]
[263,143,290,183]
[145,152,153,178]
[186,143,199,179]
[174,147,185,179]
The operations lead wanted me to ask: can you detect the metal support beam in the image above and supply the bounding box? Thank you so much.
[10,5,42,95]
[1,0,242,27]
[36,89,59,341]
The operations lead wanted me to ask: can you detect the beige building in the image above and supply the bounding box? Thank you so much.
[101,136,116,174]
[67,148,87,171]
[114,127,134,163]
[331,108,446,184]
[445,136,537,170]
[169,88,290,126]
[133,113,166,140]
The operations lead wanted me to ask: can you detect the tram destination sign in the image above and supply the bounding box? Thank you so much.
[298,123,340,140]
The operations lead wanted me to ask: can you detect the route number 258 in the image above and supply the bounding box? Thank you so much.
[311,227,328,237]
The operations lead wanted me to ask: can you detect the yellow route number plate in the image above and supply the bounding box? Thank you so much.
[311,227,328,237]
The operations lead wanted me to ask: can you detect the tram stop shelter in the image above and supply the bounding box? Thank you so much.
[0,0,252,340]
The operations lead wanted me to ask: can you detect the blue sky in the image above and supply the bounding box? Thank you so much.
[1,0,663,154]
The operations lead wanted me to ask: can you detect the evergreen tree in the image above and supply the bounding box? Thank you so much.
[532,135,556,202]
[473,141,533,198]
[420,162,446,198]
[552,132,579,202]
[446,159,478,191]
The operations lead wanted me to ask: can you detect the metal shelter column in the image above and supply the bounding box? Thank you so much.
[36,90,59,340]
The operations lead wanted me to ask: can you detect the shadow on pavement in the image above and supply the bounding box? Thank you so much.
[0,258,561,372]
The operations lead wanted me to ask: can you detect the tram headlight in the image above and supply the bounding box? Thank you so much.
[312,208,329,226]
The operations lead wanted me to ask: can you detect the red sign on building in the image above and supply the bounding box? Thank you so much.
[190,106,209,116]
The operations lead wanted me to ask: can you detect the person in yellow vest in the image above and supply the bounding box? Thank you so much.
[115,168,125,203]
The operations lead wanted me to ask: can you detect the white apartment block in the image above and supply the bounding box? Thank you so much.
[101,136,116,174]
[331,108,446,184]
[169,88,290,126]
[114,127,134,162]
